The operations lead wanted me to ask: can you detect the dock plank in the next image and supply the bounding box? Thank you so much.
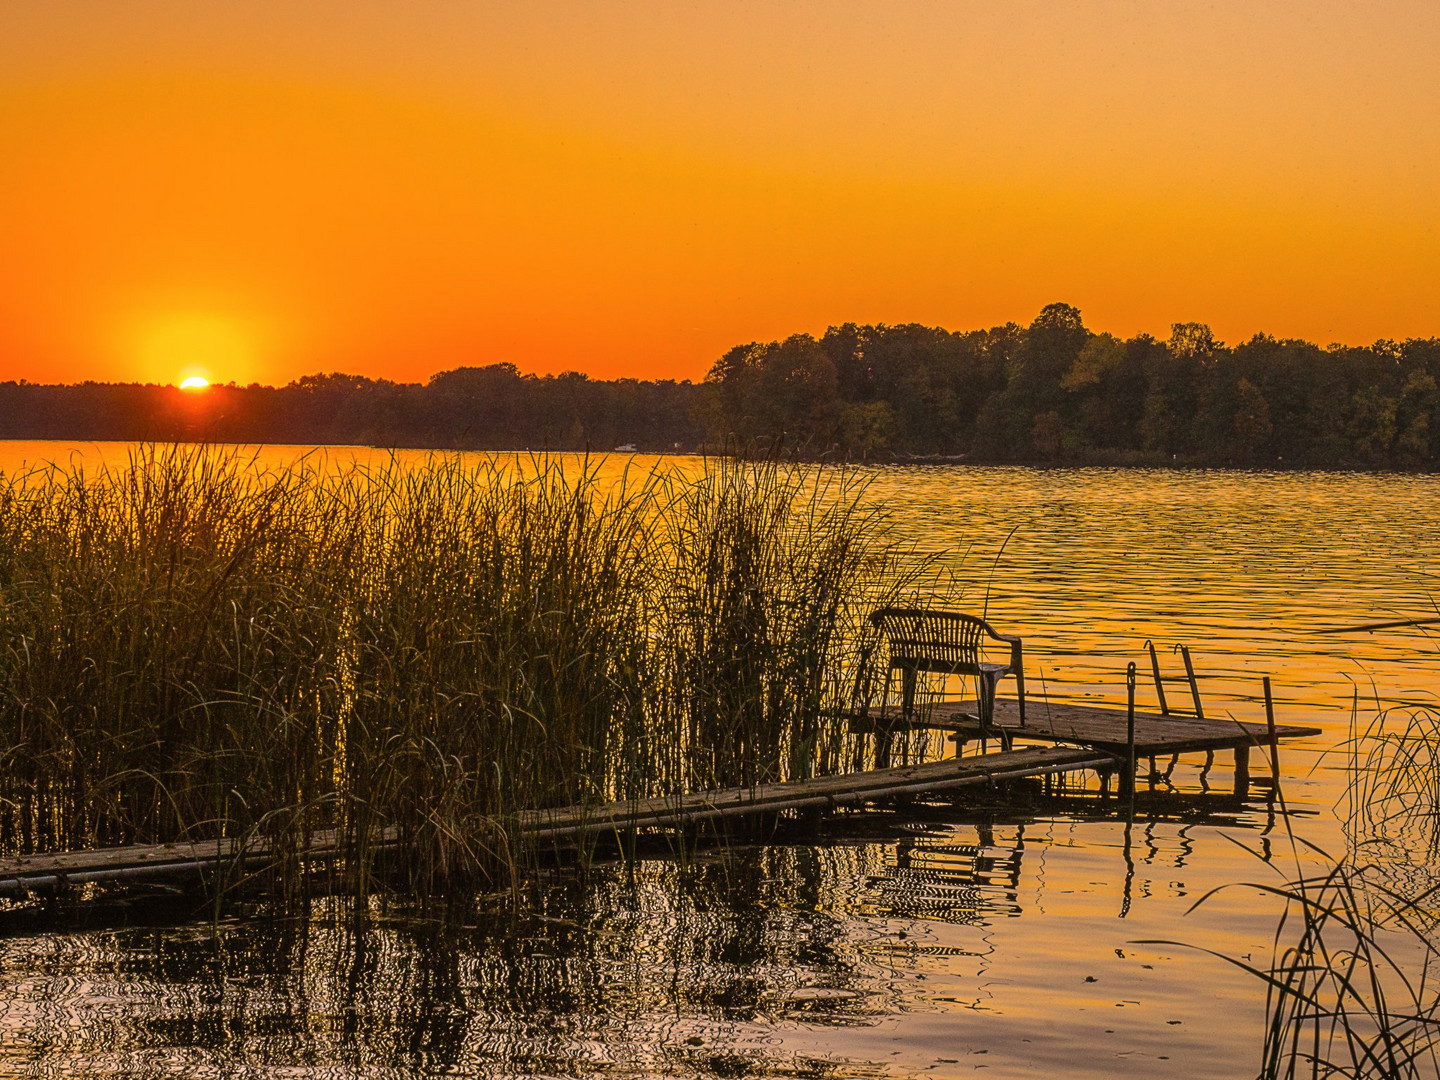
[0,746,1110,894]
[523,746,1110,840]
[895,699,1322,755]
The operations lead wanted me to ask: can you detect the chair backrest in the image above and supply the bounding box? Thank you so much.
[869,607,998,677]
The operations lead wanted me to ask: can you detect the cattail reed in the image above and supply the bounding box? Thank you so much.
[0,446,914,902]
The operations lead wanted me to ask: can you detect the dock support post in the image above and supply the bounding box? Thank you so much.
[1263,676,1280,788]
[1119,663,1137,800]
[1234,744,1250,798]
[874,721,892,769]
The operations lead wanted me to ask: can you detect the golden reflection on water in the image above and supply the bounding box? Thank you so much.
[0,824,1287,1079]
[0,443,1437,1078]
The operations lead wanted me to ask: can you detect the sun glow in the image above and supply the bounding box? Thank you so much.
[137,313,252,387]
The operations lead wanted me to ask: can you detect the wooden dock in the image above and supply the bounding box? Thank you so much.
[523,744,1110,841]
[852,698,1323,796]
[0,746,1110,898]
[0,695,1324,898]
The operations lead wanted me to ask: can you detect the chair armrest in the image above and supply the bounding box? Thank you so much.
[981,628,1025,686]
[990,631,1022,658]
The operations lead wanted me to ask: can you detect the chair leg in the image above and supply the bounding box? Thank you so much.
[901,667,917,721]
[1014,665,1026,727]
[980,673,1010,751]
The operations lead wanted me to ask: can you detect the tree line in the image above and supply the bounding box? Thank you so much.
[2,303,1438,467]
[0,365,702,452]
[704,303,1440,467]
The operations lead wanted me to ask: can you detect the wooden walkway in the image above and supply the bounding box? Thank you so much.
[0,745,1111,897]
[524,744,1109,841]
[0,695,1325,898]
[852,698,1323,796]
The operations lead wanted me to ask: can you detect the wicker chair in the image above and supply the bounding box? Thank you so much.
[869,608,1026,743]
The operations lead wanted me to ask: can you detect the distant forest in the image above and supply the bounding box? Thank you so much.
[3,303,1439,468]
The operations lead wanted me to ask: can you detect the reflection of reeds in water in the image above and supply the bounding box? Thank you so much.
[0,446,915,902]
[0,825,1026,1076]
[0,844,904,1078]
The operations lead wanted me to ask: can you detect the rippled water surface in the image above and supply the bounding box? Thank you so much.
[1,445,1437,1079]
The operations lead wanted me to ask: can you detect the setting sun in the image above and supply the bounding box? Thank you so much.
[135,313,251,387]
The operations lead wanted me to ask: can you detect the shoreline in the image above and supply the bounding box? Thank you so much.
[1,437,1437,475]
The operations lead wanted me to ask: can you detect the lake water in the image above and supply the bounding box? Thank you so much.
[1,444,1437,1079]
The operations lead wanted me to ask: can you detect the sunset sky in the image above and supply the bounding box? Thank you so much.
[3,1,1439,387]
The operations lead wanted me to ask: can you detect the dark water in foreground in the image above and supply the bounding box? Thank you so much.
[0,813,1286,1079]
[1,447,1437,1079]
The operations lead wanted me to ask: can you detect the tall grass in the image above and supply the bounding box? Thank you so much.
[1341,706,1440,910]
[0,446,911,900]
[1149,852,1440,1080]
[1248,856,1439,1080]
[1151,706,1440,1079]
[656,459,898,790]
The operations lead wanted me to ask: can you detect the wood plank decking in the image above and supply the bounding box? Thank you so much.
[937,698,1319,755]
[0,695,1326,898]
[851,697,1324,796]
[523,744,1110,841]
[0,745,1112,897]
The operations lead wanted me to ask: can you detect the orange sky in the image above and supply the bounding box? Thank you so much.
[3,1,1439,387]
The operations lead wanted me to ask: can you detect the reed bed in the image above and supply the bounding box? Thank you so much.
[655,460,899,791]
[1156,705,1440,1080]
[1341,706,1440,910]
[0,446,912,901]
[1248,856,1439,1080]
